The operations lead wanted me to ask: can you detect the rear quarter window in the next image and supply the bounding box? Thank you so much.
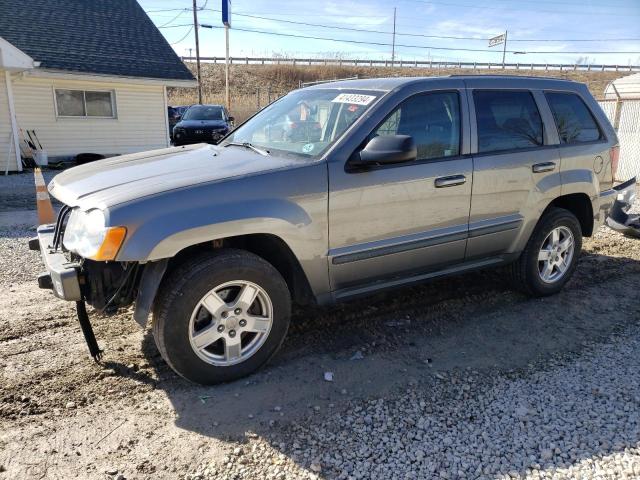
[545,92,602,144]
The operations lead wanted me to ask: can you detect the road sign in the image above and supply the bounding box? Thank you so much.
[222,0,231,27]
[488,33,506,47]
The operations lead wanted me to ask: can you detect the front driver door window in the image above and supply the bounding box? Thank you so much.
[374,91,461,161]
[327,90,473,293]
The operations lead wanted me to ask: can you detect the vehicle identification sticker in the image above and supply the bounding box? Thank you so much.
[331,93,376,105]
[302,143,315,153]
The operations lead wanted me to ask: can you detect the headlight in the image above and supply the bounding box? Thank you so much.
[63,209,126,260]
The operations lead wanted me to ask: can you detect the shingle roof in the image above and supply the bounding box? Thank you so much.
[0,0,195,82]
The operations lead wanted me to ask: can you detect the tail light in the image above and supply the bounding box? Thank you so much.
[610,145,620,181]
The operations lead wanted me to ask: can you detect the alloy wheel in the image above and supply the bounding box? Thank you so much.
[188,280,273,366]
[537,226,575,284]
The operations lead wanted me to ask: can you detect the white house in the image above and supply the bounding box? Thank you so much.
[0,0,196,172]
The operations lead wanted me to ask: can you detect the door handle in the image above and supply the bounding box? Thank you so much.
[435,174,466,188]
[532,162,556,173]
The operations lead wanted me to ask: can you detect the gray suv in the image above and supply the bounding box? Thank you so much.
[32,76,633,384]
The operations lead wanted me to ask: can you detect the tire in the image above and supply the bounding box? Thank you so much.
[152,249,291,384]
[510,207,582,297]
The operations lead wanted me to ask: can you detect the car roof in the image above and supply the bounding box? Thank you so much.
[305,75,581,92]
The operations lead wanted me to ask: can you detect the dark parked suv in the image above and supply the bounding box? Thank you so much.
[33,76,634,384]
[172,104,233,146]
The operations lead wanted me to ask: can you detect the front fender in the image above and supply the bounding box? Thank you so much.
[120,198,312,261]
[108,164,330,299]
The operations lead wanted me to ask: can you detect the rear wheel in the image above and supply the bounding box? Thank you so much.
[511,208,582,296]
[152,249,291,384]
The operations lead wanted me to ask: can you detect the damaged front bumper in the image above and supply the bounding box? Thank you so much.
[30,216,145,360]
[30,224,83,301]
[606,177,639,238]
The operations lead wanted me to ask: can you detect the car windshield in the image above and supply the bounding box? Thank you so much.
[183,105,224,121]
[222,89,382,158]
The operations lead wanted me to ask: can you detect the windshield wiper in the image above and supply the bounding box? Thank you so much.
[224,141,270,156]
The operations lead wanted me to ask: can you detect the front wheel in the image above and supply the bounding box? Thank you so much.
[510,207,582,297]
[152,250,291,384]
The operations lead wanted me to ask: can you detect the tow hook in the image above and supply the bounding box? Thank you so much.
[606,177,639,238]
[76,300,103,361]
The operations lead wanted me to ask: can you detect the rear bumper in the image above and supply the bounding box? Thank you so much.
[29,225,82,301]
[605,177,639,238]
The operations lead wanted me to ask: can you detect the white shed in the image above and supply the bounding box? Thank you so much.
[604,73,640,100]
[600,73,640,180]
[0,0,196,173]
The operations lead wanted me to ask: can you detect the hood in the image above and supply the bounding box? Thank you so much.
[48,144,302,210]
[176,119,228,129]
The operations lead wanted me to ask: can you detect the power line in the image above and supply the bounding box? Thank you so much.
[194,24,640,54]
[146,8,190,13]
[159,23,193,29]
[158,10,187,28]
[208,10,479,39]
[199,10,640,43]
[511,37,640,43]
[402,0,640,16]
[170,25,193,45]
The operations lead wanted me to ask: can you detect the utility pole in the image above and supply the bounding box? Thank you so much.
[391,7,396,66]
[502,30,508,69]
[222,0,232,111]
[192,0,202,104]
[225,23,230,110]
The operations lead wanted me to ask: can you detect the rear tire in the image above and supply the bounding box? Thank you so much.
[152,249,291,384]
[510,208,582,297]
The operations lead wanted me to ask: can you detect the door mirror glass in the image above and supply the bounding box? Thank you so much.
[228,116,235,122]
[358,135,417,165]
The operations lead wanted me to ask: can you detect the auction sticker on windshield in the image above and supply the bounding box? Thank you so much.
[332,93,377,105]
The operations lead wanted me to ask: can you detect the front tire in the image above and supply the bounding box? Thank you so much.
[510,208,582,297]
[152,249,291,384]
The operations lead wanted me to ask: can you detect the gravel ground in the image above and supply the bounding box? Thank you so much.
[0,169,58,212]
[214,327,640,480]
[0,226,39,287]
[1,181,639,479]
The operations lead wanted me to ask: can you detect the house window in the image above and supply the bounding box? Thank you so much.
[55,89,116,118]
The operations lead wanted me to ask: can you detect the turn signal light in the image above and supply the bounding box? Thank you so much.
[92,227,127,261]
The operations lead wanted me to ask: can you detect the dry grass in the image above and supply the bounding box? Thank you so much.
[168,63,631,122]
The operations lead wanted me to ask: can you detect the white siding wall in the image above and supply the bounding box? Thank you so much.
[0,70,13,172]
[11,75,168,159]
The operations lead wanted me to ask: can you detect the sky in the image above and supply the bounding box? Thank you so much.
[138,0,640,65]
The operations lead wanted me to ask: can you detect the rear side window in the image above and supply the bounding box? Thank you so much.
[545,92,602,144]
[474,90,543,154]
[374,91,460,161]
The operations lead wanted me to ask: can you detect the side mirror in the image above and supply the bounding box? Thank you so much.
[175,115,182,121]
[228,116,235,122]
[358,135,417,166]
